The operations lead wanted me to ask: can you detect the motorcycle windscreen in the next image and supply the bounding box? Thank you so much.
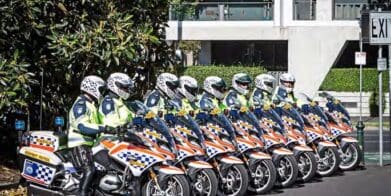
[176,114,205,143]
[326,101,351,121]
[237,110,264,135]
[209,113,236,139]
[279,107,305,130]
[306,104,329,127]
[261,109,285,133]
[146,116,177,151]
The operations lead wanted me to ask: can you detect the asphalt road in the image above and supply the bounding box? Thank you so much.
[253,165,391,196]
[347,130,391,152]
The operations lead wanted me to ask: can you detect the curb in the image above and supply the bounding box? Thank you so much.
[0,181,20,190]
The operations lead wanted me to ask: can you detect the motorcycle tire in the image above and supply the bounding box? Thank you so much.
[217,164,249,196]
[142,174,190,196]
[296,151,317,182]
[339,142,362,171]
[317,146,341,177]
[247,159,277,194]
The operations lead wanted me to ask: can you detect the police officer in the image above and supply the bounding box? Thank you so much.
[250,74,276,107]
[145,73,179,115]
[199,76,228,112]
[199,76,238,144]
[272,73,297,104]
[176,75,200,113]
[224,73,252,109]
[176,75,206,148]
[144,72,179,151]
[68,75,106,196]
[99,72,135,128]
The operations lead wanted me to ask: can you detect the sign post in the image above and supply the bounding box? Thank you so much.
[355,33,366,165]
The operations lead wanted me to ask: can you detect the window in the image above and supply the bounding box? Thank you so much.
[293,0,316,20]
[334,0,368,20]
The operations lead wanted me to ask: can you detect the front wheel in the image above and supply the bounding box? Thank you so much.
[316,147,341,177]
[142,174,190,196]
[217,164,249,196]
[339,142,362,170]
[274,155,298,188]
[192,168,218,196]
[247,159,277,194]
[296,151,317,182]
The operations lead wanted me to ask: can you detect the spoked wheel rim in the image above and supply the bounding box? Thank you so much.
[146,176,185,196]
[298,153,313,179]
[318,148,337,173]
[222,166,243,196]
[193,170,212,196]
[277,157,294,184]
[339,144,359,169]
[252,161,271,189]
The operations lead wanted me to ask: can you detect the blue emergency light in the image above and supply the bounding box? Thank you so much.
[54,116,65,127]
[15,120,26,131]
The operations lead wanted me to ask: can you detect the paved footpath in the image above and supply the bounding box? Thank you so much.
[252,165,391,196]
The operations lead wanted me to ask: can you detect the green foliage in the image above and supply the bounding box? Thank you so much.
[181,65,267,86]
[320,68,389,92]
[0,51,37,117]
[369,90,386,117]
[0,0,173,127]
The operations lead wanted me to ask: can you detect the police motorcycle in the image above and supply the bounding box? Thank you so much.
[215,101,276,194]
[195,105,249,196]
[252,97,316,183]
[315,92,362,170]
[276,95,341,177]
[225,101,298,188]
[18,120,190,195]
[160,99,219,196]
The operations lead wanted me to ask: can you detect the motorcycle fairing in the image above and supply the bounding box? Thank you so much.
[19,146,62,166]
[21,159,56,186]
[109,142,165,177]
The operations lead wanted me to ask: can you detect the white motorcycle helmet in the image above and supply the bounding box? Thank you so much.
[254,74,276,94]
[178,76,198,102]
[80,75,106,101]
[156,73,179,99]
[232,73,252,95]
[279,73,295,93]
[203,76,227,100]
[107,72,135,100]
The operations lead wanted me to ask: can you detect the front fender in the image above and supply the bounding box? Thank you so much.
[293,145,313,152]
[340,136,358,145]
[220,155,244,164]
[158,165,185,175]
[187,160,213,169]
[248,151,272,160]
[272,147,294,156]
[317,141,337,152]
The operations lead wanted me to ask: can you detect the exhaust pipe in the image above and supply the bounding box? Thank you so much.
[28,184,64,196]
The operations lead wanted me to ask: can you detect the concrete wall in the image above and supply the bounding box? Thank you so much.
[166,0,361,97]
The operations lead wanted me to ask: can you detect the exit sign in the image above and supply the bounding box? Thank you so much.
[362,11,391,45]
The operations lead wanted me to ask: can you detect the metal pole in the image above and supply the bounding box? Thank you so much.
[379,46,384,167]
[40,68,44,130]
[356,31,365,165]
[388,44,391,155]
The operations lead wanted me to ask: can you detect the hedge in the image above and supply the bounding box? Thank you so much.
[181,65,267,86]
[320,68,389,92]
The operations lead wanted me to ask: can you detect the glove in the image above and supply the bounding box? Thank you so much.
[104,126,117,135]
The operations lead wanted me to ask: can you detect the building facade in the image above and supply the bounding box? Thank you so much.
[166,0,371,96]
